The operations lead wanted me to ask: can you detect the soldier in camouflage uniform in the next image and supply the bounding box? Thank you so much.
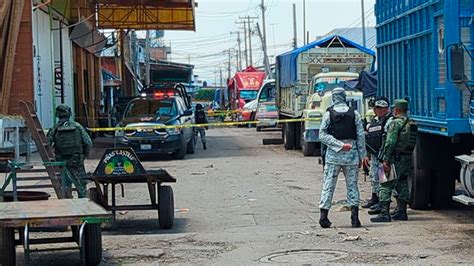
[371,99,416,222]
[47,104,92,198]
[319,88,366,228]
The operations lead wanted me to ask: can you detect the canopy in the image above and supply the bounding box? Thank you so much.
[344,70,378,98]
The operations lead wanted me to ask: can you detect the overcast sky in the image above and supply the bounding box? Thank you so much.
[163,0,376,84]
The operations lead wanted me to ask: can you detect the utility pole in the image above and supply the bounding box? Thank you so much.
[231,31,243,70]
[239,16,258,66]
[260,0,268,60]
[292,3,297,49]
[361,0,367,47]
[303,0,306,45]
[227,49,231,80]
[145,30,151,86]
[236,21,249,67]
[219,67,223,89]
[256,22,271,77]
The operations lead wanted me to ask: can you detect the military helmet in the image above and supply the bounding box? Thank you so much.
[331,87,346,104]
[56,104,71,118]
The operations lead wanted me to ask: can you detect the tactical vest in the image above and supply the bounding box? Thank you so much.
[195,110,206,124]
[54,121,83,156]
[327,106,357,140]
[366,114,392,154]
[394,117,418,154]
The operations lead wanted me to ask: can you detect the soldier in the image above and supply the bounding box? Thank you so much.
[362,97,392,211]
[195,103,208,150]
[371,99,417,222]
[47,104,92,197]
[319,88,366,228]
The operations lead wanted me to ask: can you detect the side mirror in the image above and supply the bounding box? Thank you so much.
[448,44,465,83]
[182,110,193,116]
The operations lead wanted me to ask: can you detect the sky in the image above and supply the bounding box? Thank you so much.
[163,0,377,84]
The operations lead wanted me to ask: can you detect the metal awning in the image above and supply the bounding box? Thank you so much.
[95,0,196,30]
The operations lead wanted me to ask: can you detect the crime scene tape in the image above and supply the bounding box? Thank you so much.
[87,117,323,132]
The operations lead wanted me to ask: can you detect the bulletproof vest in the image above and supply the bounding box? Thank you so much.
[54,121,83,156]
[327,106,357,140]
[366,114,392,154]
[195,110,206,124]
[394,117,418,154]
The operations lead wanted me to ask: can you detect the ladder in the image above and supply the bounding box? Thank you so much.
[19,101,66,198]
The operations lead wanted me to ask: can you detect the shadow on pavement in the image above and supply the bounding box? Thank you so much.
[103,218,189,235]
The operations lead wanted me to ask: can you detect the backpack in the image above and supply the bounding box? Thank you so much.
[54,121,83,156]
[395,118,418,154]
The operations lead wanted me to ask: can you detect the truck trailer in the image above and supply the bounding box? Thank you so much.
[375,0,474,208]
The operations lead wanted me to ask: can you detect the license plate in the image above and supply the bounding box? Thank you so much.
[140,144,152,150]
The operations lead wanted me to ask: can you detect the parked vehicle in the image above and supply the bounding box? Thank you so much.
[239,99,258,125]
[227,66,266,113]
[275,35,375,154]
[375,0,474,208]
[255,80,278,131]
[115,85,196,159]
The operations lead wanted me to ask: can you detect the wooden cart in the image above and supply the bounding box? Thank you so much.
[89,148,177,229]
[0,198,110,266]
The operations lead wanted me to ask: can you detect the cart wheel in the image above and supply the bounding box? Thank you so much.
[84,223,102,265]
[88,188,101,205]
[0,228,15,266]
[158,185,174,229]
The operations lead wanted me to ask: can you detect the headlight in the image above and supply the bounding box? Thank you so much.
[166,127,181,135]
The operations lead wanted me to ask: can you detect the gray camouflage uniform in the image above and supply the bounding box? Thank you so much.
[319,93,366,210]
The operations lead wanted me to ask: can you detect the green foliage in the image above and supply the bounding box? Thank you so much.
[195,89,215,101]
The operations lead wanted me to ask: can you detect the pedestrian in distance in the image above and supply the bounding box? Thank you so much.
[195,103,208,150]
[362,97,393,214]
[47,104,93,197]
[371,99,417,223]
[318,88,366,228]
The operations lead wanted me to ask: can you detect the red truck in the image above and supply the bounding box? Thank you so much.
[227,67,266,111]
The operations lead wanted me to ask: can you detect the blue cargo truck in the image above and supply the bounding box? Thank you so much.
[375,0,474,209]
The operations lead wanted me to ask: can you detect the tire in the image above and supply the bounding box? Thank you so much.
[294,122,302,150]
[84,223,102,265]
[302,141,316,156]
[283,123,295,150]
[172,135,187,159]
[158,185,174,229]
[186,133,196,154]
[430,169,455,209]
[0,228,15,266]
[408,142,431,210]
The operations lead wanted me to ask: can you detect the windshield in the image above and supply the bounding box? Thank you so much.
[240,90,258,100]
[262,104,278,112]
[258,83,276,102]
[314,77,356,92]
[124,99,178,118]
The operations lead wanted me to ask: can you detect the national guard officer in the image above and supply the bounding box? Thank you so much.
[195,103,208,150]
[362,97,392,211]
[47,104,92,197]
[319,88,366,228]
[371,99,417,222]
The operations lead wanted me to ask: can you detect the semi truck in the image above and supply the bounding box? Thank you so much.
[275,35,375,155]
[375,0,474,209]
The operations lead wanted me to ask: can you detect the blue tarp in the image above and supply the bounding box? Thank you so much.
[276,35,376,88]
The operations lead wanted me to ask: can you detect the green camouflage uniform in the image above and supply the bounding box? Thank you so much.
[47,106,92,197]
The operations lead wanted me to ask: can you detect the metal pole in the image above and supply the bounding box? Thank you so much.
[237,31,242,70]
[145,30,151,86]
[293,3,297,49]
[247,17,254,66]
[261,0,268,57]
[361,0,367,47]
[243,22,249,67]
[303,0,306,45]
[227,50,231,80]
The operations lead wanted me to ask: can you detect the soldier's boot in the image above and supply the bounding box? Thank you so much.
[370,203,391,223]
[362,193,379,209]
[368,202,383,215]
[390,198,400,216]
[391,200,408,221]
[350,206,361,228]
[319,208,332,228]
[203,143,207,150]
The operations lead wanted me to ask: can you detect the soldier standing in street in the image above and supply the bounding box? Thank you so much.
[319,88,366,228]
[195,103,208,150]
[362,97,392,211]
[371,99,417,222]
[47,104,92,197]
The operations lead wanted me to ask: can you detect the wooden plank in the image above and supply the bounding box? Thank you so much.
[0,0,13,66]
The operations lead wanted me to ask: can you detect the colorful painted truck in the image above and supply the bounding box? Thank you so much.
[227,67,266,113]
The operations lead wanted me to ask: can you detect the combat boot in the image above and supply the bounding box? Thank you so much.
[368,202,382,215]
[362,193,379,209]
[203,143,207,150]
[390,198,400,215]
[370,203,391,223]
[351,206,361,228]
[319,208,332,228]
[391,200,408,221]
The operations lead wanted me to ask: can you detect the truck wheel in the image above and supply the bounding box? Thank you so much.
[302,141,316,156]
[0,228,15,266]
[84,223,102,265]
[186,134,196,154]
[294,122,302,150]
[430,167,455,209]
[158,185,174,229]
[408,144,431,210]
[172,135,187,159]
[283,123,295,150]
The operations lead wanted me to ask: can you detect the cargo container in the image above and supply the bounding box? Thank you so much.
[375,0,474,208]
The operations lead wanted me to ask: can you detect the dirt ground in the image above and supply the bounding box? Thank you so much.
[13,127,474,265]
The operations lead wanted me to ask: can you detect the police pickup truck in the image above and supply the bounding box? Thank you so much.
[115,85,196,159]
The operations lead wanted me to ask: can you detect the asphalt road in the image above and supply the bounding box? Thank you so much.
[15,127,474,264]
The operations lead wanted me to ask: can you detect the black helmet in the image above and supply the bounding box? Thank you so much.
[196,103,203,110]
[56,104,71,118]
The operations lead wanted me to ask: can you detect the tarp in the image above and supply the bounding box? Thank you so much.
[276,35,376,88]
[344,71,377,98]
